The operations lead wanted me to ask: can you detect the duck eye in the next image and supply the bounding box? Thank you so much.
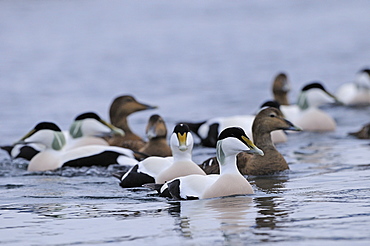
[269,113,276,118]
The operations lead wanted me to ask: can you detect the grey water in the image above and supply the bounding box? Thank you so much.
[1,0,370,245]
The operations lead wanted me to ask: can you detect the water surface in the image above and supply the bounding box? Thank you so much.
[1,1,370,245]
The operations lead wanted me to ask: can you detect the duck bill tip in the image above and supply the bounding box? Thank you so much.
[114,128,125,136]
[147,105,158,110]
[255,148,264,156]
[244,146,264,156]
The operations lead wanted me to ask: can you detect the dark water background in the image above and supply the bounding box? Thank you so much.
[0,1,370,245]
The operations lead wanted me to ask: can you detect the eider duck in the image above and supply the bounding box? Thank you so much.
[336,68,370,106]
[159,127,264,200]
[108,95,157,150]
[199,107,301,175]
[116,123,205,188]
[17,122,137,172]
[65,112,124,150]
[183,101,286,148]
[2,112,124,160]
[281,82,338,131]
[136,114,172,158]
[272,72,291,106]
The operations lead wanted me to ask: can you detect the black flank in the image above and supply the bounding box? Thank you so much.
[168,179,182,200]
[202,123,219,147]
[63,151,123,167]
[119,165,155,188]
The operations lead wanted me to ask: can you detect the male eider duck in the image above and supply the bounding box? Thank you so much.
[2,112,124,160]
[199,107,301,175]
[17,122,137,172]
[272,72,291,106]
[136,114,172,158]
[108,95,157,150]
[159,127,264,200]
[281,82,338,131]
[336,68,370,106]
[183,101,286,148]
[116,123,205,188]
[65,112,124,150]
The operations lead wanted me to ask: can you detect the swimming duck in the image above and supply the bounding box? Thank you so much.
[159,127,264,200]
[183,101,286,148]
[2,112,124,161]
[116,123,205,188]
[349,123,370,139]
[107,95,157,149]
[136,114,172,158]
[65,112,124,150]
[336,68,370,106]
[199,107,301,176]
[17,122,137,172]
[280,82,338,131]
[272,72,291,106]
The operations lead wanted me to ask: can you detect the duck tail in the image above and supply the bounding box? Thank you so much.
[0,145,13,155]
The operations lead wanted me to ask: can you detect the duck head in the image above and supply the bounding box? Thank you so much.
[297,82,339,109]
[69,112,124,139]
[170,123,193,152]
[109,95,157,123]
[272,72,290,105]
[216,127,264,164]
[145,114,168,140]
[355,68,370,90]
[252,107,301,134]
[16,122,66,151]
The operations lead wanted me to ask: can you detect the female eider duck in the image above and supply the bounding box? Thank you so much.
[336,68,370,106]
[272,72,291,106]
[183,101,286,148]
[136,114,172,158]
[280,82,338,132]
[65,112,124,150]
[199,107,301,176]
[159,127,264,200]
[108,95,157,150]
[116,123,205,188]
[18,122,137,172]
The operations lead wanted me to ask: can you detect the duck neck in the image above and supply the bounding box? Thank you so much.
[252,128,276,151]
[216,142,241,175]
[173,149,192,162]
[112,116,133,135]
[219,154,240,175]
[274,93,289,106]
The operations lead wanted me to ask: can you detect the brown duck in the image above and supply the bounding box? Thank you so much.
[199,107,301,176]
[136,114,172,158]
[108,95,157,150]
[272,72,291,106]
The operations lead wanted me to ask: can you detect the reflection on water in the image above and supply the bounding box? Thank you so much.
[250,176,290,240]
[169,196,254,243]
[250,175,288,194]
[1,0,370,244]
[253,196,288,231]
